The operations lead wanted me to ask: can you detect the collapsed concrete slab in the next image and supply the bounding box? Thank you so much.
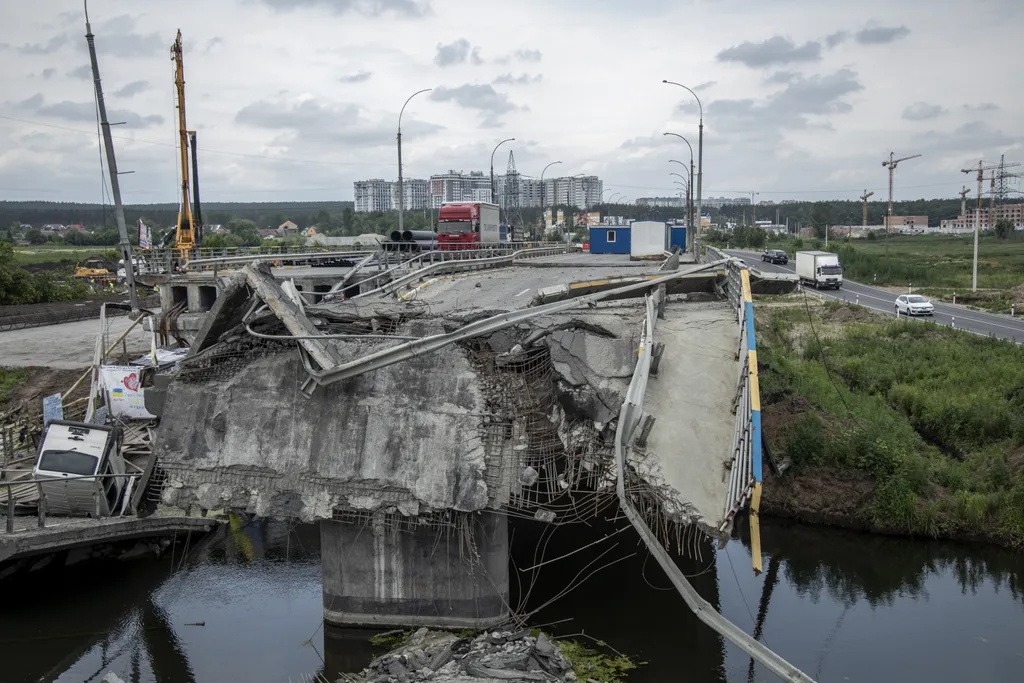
[152,259,749,628]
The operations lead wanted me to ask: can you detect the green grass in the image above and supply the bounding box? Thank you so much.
[763,233,1024,291]
[0,367,29,410]
[13,245,116,266]
[758,301,1024,545]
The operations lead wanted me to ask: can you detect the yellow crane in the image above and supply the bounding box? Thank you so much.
[171,30,196,257]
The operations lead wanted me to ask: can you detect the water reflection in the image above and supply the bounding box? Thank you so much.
[1,515,1022,683]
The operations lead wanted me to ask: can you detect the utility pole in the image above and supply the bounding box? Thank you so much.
[963,159,1021,290]
[85,0,137,314]
[860,189,874,227]
[881,152,921,256]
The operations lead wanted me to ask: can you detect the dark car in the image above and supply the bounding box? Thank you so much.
[762,249,788,265]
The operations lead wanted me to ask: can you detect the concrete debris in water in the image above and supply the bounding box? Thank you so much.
[349,628,576,683]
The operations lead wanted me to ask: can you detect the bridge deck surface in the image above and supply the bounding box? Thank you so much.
[641,301,741,530]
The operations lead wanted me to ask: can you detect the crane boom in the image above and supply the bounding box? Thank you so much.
[171,30,195,257]
[881,151,922,256]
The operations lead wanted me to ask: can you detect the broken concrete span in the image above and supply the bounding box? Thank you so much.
[151,254,759,629]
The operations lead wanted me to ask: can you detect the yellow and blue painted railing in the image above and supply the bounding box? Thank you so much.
[739,267,764,574]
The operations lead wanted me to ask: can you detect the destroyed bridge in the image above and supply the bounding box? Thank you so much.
[144,243,800,675]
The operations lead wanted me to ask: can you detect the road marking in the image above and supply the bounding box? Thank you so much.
[515,288,530,297]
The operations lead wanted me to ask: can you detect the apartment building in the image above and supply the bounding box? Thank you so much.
[940,203,1024,231]
[353,179,393,213]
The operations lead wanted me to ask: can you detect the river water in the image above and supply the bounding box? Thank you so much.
[1,515,1021,683]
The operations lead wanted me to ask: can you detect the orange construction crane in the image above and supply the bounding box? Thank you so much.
[171,30,196,258]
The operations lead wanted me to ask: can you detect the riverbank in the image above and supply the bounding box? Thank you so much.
[757,298,1024,548]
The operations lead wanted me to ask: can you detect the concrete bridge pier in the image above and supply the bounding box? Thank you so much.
[320,511,509,629]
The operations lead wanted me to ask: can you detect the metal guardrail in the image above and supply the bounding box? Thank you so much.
[610,274,813,683]
[351,245,579,300]
[3,472,144,533]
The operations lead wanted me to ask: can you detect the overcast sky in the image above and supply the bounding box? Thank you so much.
[1,0,1021,207]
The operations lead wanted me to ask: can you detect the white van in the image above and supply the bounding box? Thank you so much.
[33,421,126,517]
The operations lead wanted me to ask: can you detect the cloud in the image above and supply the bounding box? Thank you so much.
[41,68,56,80]
[234,97,443,147]
[429,84,520,127]
[693,80,716,92]
[13,93,164,128]
[912,120,1019,155]
[67,65,92,80]
[492,73,542,85]
[255,0,429,17]
[494,48,542,65]
[97,33,164,58]
[855,25,910,45]
[963,102,998,112]
[113,80,150,98]
[902,101,946,121]
[716,36,821,67]
[706,68,864,136]
[825,31,848,48]
[18,35,69,55]
[339,70,373,83]
[766,71,797,84]
[204,37,225,53]
[434,38,483,67]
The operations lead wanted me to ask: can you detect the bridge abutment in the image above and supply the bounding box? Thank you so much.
[320,511,509,629]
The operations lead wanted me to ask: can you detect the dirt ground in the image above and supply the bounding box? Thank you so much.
[0,366,90,419]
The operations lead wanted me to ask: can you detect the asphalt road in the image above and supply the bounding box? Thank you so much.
[728,249,1024,344]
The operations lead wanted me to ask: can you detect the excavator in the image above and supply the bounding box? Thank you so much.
[169,30,203,259]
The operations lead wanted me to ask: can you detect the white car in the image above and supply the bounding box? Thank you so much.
[895,294,934,316]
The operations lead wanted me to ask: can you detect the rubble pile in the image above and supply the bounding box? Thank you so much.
[348,628,579,683]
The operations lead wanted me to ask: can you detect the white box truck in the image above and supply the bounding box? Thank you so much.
[795,251,843,289]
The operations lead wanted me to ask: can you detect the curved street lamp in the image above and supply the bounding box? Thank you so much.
[663,80,704,245]
[539,160,562,227]
[490,138,515,212]
[665,134,695,229]
[397,88,432,234]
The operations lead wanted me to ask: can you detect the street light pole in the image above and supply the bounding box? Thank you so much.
[490,138,515,218]
[669,159,693,229]
[663,81,703,251]
[664,133,694,233]
[397,88,431,235]
[539,160,562,236]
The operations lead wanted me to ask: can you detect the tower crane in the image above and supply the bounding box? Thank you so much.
[171,30,201,257]
[859,189,874,227]
[881,152,921,256]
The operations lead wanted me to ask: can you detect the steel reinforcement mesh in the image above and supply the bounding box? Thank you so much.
[464,341,618,526]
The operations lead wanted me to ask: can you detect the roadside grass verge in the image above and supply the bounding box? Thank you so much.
[761,233,1024,292]
[13,245,116,266]
[757,299,1024,546]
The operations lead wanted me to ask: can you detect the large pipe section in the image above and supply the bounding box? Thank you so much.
[402,230,436,242]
